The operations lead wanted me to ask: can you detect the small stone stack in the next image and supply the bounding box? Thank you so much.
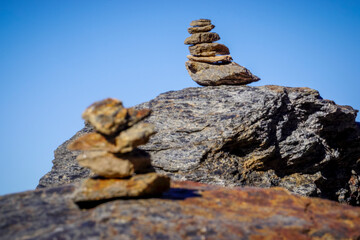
[184,19,260,86]
[68,98,170,203]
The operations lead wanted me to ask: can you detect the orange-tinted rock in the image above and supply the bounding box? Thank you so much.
[67,123,155,154]
[82,98,151,135]
[189,42,230,57]
[3,180,360,239]
[82,98,127,135]
[187,54,232,64]
[188,24,215,34]
[189,19,211,27]
[184,32,220,45]
[67,132,118,152]
[126,108,152,130]
[73,173,170,202]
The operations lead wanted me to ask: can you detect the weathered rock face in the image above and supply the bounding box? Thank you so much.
[2,181,360,239]
[38,85,360,205]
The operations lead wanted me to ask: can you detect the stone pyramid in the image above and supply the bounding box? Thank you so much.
[67,98,170,204]
[185,19,260,86]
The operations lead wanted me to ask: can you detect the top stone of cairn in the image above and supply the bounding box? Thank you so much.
[190,19,211,27]
[82,98,151,135]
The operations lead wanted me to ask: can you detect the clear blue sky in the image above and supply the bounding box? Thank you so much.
[1,0,359,195]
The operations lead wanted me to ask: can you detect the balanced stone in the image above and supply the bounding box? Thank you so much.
[115,122,155,154]
[68,132,117,152]
[189,43,230,57]
[67,122,155,154]
[185,61,260,86]
[76,150,152,178]
[73,173,171,203]
[188,24,215,34]
[189,19,211,27]
[184,32,220,45]
[82,98,151,135]
[187,55,232,64]
[76,151,134,178]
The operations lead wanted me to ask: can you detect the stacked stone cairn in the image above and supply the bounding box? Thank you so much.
[185,19,260,86]
[67,98,170,204]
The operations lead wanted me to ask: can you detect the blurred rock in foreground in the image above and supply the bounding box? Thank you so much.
[2,181,360,239]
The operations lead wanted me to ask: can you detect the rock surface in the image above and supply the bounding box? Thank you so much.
[189,42,230,57]
[38,85,360,205]
[2,181,360,239]
[185,61,260,85]
[187,54,233,63]
[184,32,220,45]
[188,24,215,34]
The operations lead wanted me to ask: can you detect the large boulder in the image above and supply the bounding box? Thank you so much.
[38,85,360,205]
[185,61,260,85]
[2,181,360,239]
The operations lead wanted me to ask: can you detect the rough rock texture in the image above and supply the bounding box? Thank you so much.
[184,32,220,45]
[189,42,230,57]
[188,24,215,34]
[38,85,360,205]
[187,54,232,63]
[185,61,260,86]
[2,181,360,239]
[37,123,94,188]
[73,173,171,203]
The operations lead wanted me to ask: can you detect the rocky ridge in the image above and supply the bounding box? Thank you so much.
[38,85,360,206]
[184,19,260,86]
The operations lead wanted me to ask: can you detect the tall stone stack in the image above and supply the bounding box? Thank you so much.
[67,98,170,204]
[185,19,260,86]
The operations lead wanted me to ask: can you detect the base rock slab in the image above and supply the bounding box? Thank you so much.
[3,181,360,239]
